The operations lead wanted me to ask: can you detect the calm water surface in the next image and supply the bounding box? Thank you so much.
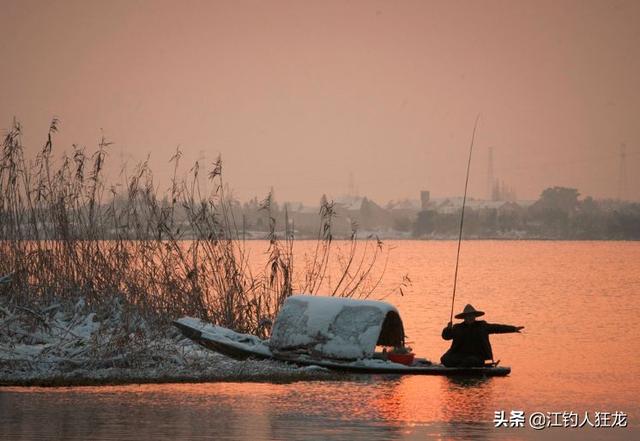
[1,241,638,440]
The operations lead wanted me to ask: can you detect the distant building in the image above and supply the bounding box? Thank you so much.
[335,195,392,232]
[288,203,323,236]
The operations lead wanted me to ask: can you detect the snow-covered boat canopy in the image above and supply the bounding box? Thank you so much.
[269,295,405,361]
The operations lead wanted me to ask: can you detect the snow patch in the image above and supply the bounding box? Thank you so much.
[0,296,332,386]
[269,295,399,360]
[175,317,272,358]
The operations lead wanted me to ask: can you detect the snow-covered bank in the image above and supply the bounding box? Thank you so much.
[0,296,333,387]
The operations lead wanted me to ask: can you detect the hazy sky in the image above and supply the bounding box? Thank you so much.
[1,0,639,204]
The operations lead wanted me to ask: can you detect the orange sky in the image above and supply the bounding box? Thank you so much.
[1,0,639,204]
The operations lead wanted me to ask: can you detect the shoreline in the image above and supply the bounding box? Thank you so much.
[235,236,640,241]
[0,364,338,388]
[0,296,337,388]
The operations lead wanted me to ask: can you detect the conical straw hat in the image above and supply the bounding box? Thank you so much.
[455,304,485,319]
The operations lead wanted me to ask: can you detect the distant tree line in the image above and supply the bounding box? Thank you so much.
[413,187,640,240]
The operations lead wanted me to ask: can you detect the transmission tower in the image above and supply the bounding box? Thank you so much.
[487,146,494,200]
[618,143,627,200]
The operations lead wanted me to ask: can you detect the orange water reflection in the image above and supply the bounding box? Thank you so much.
[253,241,640,413]
[2,241,638,440]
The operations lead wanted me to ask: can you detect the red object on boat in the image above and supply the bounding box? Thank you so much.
[387,352,415,366]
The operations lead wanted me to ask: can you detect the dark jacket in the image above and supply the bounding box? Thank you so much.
[441,320,518,361]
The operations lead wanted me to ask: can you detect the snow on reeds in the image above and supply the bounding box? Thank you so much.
[0,118,398,384]
[0,295,334,386]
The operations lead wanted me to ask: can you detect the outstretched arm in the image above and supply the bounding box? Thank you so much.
[442,322,455,340]
[487,323,524,334]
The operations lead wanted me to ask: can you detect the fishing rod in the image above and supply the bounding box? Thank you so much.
[449,115,480,324]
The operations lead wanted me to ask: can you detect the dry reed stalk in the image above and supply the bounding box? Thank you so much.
[0,118,396,335]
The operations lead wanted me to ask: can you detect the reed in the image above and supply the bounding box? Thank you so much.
[0,118,396,336]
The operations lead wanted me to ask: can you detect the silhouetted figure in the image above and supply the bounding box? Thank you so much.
[441,304,524,367]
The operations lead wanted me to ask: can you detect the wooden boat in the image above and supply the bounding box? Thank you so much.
[174,295,511,377]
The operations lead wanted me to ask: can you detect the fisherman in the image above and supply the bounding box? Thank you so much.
[441,304,524,367]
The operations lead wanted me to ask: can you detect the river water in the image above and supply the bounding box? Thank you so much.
[1,241,638,440]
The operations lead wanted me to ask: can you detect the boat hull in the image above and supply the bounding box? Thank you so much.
[173,318,510,377]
